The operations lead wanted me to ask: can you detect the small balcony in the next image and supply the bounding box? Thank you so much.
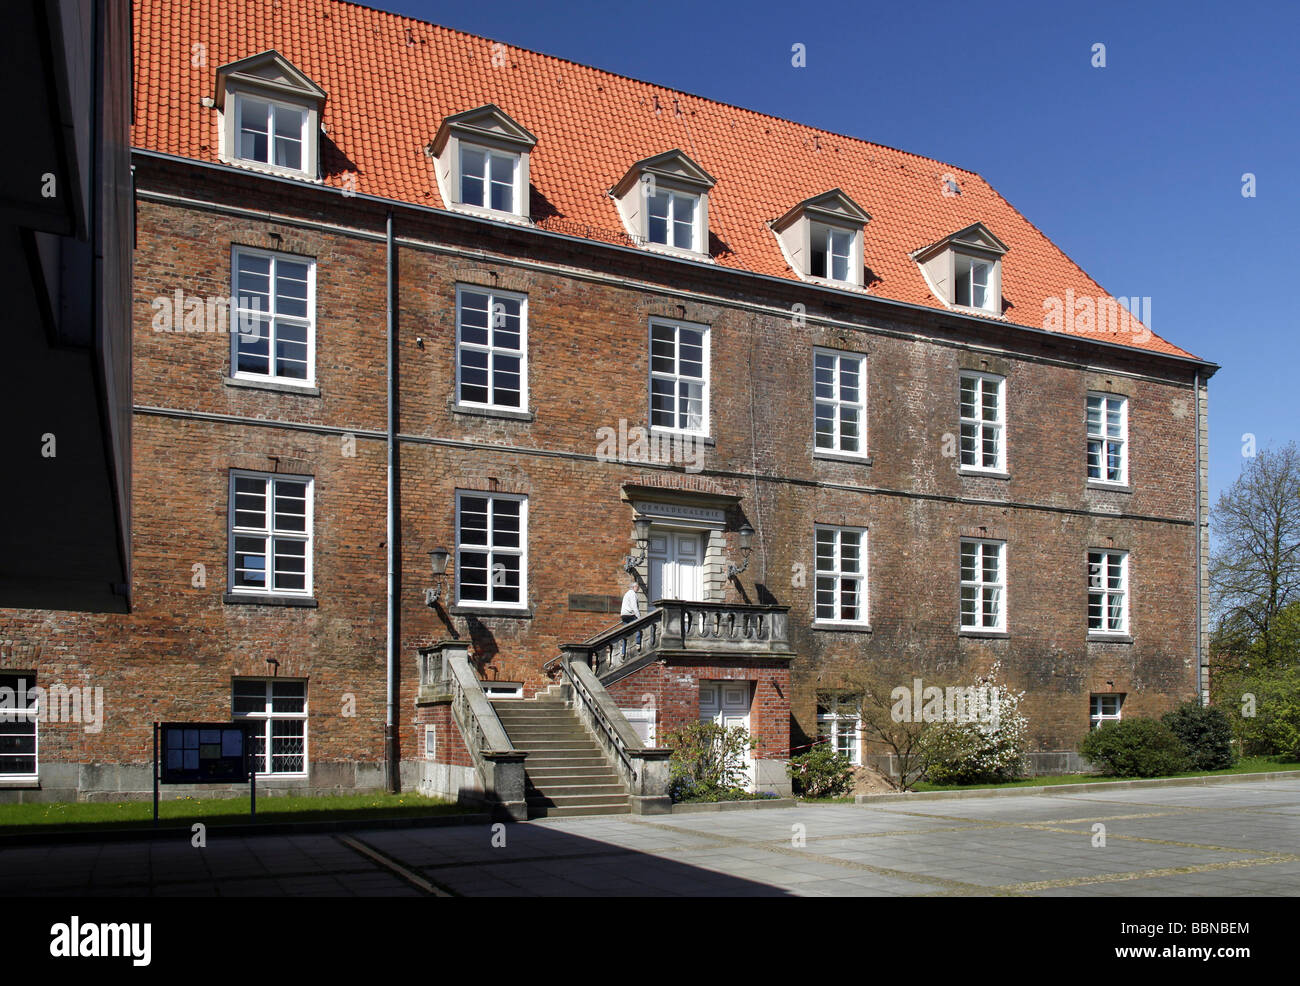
[570,600,794,682]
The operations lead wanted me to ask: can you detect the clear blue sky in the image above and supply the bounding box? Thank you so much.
[382,0,1298,504]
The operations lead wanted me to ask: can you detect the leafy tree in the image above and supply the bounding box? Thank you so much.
[1210,442,1300,671]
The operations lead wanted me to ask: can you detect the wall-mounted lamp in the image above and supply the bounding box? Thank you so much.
[425,547,450,606]
[624,516,653,573]
[727,522,755,579]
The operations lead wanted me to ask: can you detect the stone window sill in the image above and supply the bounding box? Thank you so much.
[451,404,535,422]
[223,593,319,608]
[958,468,1010,481]
[814,451,874,466]
[1087,633,1134,644]
[225,376,321,397]
[1087,481,1133,494]
[959,629,1010,639]
[450,605,535,619]
[811,622,872,634]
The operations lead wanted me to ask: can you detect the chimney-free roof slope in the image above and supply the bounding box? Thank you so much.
[134,0,1198,359]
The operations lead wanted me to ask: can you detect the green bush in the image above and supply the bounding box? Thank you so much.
[1078,718,1188,777]
[1161,702,1235,771]
[663,721,756,803]
[787,744,855,798]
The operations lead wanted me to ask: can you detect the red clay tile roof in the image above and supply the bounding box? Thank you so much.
[132,0,1199,360]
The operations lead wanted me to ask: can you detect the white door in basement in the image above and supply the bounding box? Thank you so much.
[647,529,703,603]
[699,680,755,790]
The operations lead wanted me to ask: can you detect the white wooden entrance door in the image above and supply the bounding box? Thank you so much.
[699,680,755,790]
[647,529,703,602]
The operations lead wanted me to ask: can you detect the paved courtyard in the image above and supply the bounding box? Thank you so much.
[3,778,1298,896]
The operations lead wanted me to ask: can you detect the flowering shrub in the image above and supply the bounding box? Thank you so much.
[917,662,1028,784]
[663,721,756,802]
[787,743,855,798]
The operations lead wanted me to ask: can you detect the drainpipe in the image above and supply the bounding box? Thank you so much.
[1194,369,1204,705]
[386,210,398,790]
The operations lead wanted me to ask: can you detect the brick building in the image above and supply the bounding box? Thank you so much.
[0,0,1215,813]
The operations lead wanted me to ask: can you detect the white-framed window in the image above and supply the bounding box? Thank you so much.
[814,525,868,625]
[959,372,1005,471]
[455,286,527,410]
[1087,393,1128,485]
[813,349,867,456]
[1090,693,1124,730]
[0,673,38,780]
[424,725,437,760]
[816,694,861,765]
[954,255,994,311]
[234,678,307,776]
[482,683,523,698]
[459,143,520,215]
[960,539,1006,631]
[234,94,308,173]
[455,492,527,609]
[228,472,313,596]
[810,223,855,283]
[646,187,700,251]
[231,247,315,384]
[1088,550,1129,634]
[649,319,709,435]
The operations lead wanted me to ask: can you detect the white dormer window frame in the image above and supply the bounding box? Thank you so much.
[432,105,537,224]
[646,186,702,252]
[457,142,524,217]
[771,189,871,289]
[612,150,715,259]
[913,223,1008,315]
[215,51,326,181]
[808,222,860,285]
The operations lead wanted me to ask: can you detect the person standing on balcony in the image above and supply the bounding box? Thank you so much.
[620,579,640,623]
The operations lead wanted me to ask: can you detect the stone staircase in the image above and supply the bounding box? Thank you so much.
[490,689,631,818]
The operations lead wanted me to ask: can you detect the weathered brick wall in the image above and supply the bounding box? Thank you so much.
[0,159,1204,797]
[604,660,792,761]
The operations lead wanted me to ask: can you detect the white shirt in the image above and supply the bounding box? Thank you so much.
[620,588,640,619]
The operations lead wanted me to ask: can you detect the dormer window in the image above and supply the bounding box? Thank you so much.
[955,256,992,310]
[215,51,326,179]
[432,105,537,222]
[236,97,306,171]
[913,222,1008,314]
[647,188,699,250]
[771,190,871,288]
[612,150,715,257]
[459,144,518,214]
[810,223,854,282]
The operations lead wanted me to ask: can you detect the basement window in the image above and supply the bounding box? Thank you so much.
[1090,694,1124,729]
[234,678,307,776]
[0,673,38,780]
[816,694,862,765]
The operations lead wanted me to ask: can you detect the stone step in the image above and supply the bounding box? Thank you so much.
[526,792,631,808]
[525,765,620,780]
[528,803,631,819]
[525,782,628,798]
[523,756,609,769]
